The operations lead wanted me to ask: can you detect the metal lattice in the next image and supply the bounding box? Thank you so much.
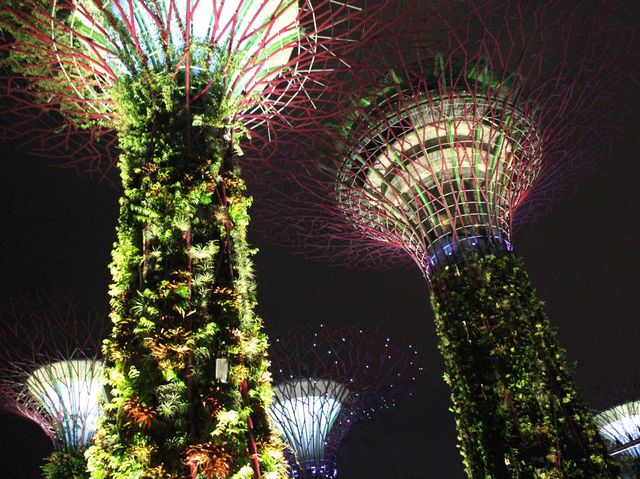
[0,0,385,177]
[24,359,104,449]
[595,401,640,460]
[251,0,624,274]
[0,296,106,451]
[336,88,542,276]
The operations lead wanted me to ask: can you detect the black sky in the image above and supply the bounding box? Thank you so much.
[1,4,639,479]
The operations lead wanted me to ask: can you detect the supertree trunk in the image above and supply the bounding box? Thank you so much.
[88,73,282,478]
[249,1,630,475]
[430,254,614,478]
[0,1,386,476]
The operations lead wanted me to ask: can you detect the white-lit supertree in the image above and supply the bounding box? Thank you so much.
[595,399,640,479]
[268,325,422,478]
[0,296,105,478]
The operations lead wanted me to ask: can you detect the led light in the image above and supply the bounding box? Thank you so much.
[215,358,229,383]
[269,379,348,477]
[27,360,103,448]
[70,0,300,98]
[595,401,640,459]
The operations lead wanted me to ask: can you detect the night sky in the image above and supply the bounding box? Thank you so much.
[1,3,639,479]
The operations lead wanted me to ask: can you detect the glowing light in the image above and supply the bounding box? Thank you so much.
[26,360,103,449]
[215,357,229,383]
[269,379,348,477]
[337,91,541,274]
[67,0,301,98]
[595,401,640,459]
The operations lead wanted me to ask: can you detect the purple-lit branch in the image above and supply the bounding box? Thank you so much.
[0,0,388,174]
[0,296,106,451]
[253,0,623,272]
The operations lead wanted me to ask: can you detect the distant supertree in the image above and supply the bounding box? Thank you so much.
[267,325,421,478]
[0,1,387,476]
[256,1,629,477]
[0,296,105,478]
[594,393,640,479]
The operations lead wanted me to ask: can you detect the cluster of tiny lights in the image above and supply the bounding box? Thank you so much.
[269,325,421,477]
[26,360,103,448]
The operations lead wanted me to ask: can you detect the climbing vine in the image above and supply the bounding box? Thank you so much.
[85,71,286,479]
[430,254,619,479]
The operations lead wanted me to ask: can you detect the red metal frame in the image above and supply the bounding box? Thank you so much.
[0,0,389,178]
[250,0,626,273]
[0,295,106,448]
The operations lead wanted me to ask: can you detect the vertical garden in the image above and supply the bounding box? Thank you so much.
[0,1,377,476]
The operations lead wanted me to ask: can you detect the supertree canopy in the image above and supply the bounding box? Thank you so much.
[0,296,105,479]
[595,399,640,478]
[0,1,386,477]
[269,379,347,479]
[267,325,421,478]
[254,1,628,477]
[26,359,104,450]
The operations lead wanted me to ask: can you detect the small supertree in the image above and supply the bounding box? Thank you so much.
[254,1,629,477]
[0,2,387,476]
[0,296,106,479]
[595,397,640,478]
[267,325,421,478]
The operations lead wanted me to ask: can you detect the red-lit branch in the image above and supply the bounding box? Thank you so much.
[0,294,107,449]
[1,0,390,176]
[250,0,627,273]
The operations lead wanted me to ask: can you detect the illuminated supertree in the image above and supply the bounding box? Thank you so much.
[594,393,640,479]
[0,296,105,478]
[255,1,629,476]
[267,325,421,478]
[0,1,386,476]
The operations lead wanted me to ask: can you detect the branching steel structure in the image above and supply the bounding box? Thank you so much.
[0,296,106,477]
[595,397,640,478]
[0,1,388,477]
[254,1,627,477]
[268,325,421,478]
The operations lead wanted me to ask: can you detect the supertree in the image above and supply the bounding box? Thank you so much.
[0,1,387,477]
[253,0,630,477]
[594,392,640,479]
[267,325,421,478]
[0,295,106,478]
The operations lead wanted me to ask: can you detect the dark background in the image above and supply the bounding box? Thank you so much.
[1,5,639,479]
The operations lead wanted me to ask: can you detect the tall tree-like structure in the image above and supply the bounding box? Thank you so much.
[0,2,385,477]
[255,1,628,477]
[267,325,421,478]
[0,296,105,478]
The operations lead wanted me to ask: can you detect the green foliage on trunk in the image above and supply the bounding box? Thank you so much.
[430,254,619,479]
[85,72,286,479]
